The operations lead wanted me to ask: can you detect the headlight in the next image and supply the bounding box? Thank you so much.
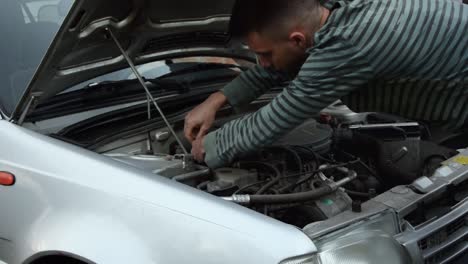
[283,211,412,264]
[316,211,410,264]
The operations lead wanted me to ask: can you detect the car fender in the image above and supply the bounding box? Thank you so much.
[22,212,153,264]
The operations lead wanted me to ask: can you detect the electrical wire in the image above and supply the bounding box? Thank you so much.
[256,177,281,194]
[263,146,304,173]
[235,148,360,196]
[337,149,383,182]
[233,180,271,195]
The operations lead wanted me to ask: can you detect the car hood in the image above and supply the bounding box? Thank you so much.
[1,0,250,120]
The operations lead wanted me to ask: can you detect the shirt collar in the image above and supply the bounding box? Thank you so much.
[320,0,347,10]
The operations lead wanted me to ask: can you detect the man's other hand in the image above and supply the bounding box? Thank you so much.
[191,136,206,163]
[184,92,227,143]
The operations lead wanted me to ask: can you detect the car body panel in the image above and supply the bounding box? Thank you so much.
[0,120,316,263]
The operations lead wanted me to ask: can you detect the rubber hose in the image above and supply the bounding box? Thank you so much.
[256,177,281,194]
[172,166,210,182]
[249,185,334,204]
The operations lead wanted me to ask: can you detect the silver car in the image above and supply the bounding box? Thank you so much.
[1,0,467,264]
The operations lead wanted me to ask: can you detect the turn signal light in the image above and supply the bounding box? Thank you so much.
[0,172,15,186]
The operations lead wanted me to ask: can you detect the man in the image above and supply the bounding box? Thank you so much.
[185,0,467,168]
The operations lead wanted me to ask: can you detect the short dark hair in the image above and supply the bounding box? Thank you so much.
[229,0,321,38]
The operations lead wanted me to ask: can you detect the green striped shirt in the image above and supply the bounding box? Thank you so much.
[204,0,468,168]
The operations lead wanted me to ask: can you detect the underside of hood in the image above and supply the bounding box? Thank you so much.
[9,0,251,120]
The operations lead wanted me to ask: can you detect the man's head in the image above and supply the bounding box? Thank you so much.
[230,0,324,74]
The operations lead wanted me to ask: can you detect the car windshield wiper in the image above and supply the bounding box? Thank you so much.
[37,78,186,109]
[80,62,246,91]
[91,77,190,94]
[28,63,245,121]
[58,62,246,101]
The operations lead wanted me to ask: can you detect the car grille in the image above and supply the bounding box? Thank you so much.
[419,213,467,264]
[396,200,468,264]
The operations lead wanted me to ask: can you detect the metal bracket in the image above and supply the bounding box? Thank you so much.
[106,27,189,156]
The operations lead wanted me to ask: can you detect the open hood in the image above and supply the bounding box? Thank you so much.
[0,0,251,120]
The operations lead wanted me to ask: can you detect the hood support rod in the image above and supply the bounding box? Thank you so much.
[106,28,189,155]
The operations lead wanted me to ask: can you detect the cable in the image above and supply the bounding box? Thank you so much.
[237,161,283,194]
[224,170,357,205]
[256,177,281,194]
[233,180,271,195]
[337,149,383,182]
[291,145,321,166]
[263,146,304,173]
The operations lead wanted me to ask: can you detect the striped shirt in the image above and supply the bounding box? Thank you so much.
[204,0,468,168]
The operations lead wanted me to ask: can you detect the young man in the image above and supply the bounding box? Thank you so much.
[185,0,467,168]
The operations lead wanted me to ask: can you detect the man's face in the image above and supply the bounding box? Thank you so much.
[246,31,310,75]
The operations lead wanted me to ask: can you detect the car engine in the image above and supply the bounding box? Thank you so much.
[105,106,462,228]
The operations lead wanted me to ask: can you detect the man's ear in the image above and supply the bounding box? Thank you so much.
[289,32,307,49]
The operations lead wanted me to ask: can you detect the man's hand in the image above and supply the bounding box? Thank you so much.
[184,92,228,143]
[191,136,206,163]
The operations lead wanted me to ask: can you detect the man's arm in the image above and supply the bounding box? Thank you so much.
[221,65,292,108]
[184,64,291,142]
[203,40,375,168]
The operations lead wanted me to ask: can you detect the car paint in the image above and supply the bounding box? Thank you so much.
[0,120,316,263]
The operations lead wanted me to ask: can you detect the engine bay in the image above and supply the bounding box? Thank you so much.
[101,106,465,228]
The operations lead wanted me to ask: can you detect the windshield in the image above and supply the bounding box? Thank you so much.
[61,57,251,94]
[0,0,73,116]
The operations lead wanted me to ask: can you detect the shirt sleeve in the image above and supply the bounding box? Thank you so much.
[205,39,375,168]
[220,65,292,108]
